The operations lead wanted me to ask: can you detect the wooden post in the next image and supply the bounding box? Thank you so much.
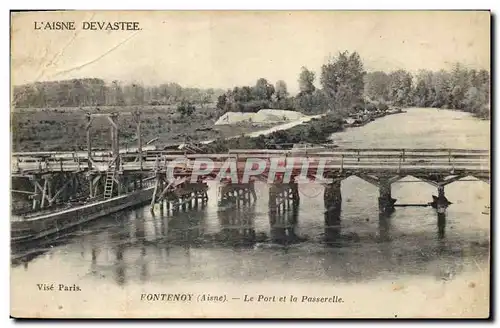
[107,113,120,170]
[117,174,123,195]
[32,176,40,210]
[134,111,143,170]
[46,175,53,204]
[40,178,48,208]
[150,175,159,211]
[86,113,93,170]
[88,174,94,198]
[269,184,277,213]
[182,196,187,211]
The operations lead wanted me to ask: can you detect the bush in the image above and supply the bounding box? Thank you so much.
[365,103,377,112]
[377,103,389,111]
[177,101,195,117]
[240,100,270,112]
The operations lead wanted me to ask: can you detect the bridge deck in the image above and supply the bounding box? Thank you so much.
[11,148,490,178]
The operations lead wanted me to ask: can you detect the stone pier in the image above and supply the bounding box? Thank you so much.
[324,178,342,220]
[431,185,451,239]
[378,178,396,215]
[324,178,342,244]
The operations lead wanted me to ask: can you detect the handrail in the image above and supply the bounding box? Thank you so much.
[11,148,490,175]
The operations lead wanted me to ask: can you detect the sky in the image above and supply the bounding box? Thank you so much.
[11,11,490,93]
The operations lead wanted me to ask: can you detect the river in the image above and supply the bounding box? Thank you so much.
[11,107,490,318]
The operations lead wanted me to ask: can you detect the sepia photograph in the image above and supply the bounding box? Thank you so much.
[10,10,490,318]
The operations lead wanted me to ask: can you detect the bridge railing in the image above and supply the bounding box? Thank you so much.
[226,148,489,163]
[11,148,489,174]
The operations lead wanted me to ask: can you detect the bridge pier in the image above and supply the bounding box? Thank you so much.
[173,183,208,213]
[324,178,342,245]
[268,182,300,214]
[150,173,208,213]
[378,178,396,215]
[430,185,451,239]
[324,178,342,220]
[219,181,256,209]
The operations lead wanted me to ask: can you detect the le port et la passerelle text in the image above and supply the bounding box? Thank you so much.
[140,293,344,304]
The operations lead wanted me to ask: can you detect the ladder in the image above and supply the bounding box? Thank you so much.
[103,170,115,199]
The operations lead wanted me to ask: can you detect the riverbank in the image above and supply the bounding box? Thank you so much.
[10,106,387,152]
[208,113,341,152]
[206,108,405,152]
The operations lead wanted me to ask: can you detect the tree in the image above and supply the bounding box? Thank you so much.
[275,80,288,101]
[388,70,412,106]
[216,93,227,111]
[177,100,195,117]
[234,86,253,102]
[430,70,451,108]
[298,66,316,95]
[110,80,125,106]
[364,71,390,102]
[253,78,275,101]
[294,89,328,114]
[412,70,433,107]
[448,63,470,109]
[320,51,366,112]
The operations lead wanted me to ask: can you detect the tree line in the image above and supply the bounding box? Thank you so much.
[13,52,490,119]
[13,78,225,108]
[215,52,371,115]
[216,52,490,118]
[364,64,490,117]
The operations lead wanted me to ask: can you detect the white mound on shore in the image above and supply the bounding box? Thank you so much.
[213,112,255,125]
[214,109,305,125]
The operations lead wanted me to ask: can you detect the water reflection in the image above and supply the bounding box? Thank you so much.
[378,212,392,242]
[11,164,490,286]
[111,223,128,286]
[218,204,257,246]
[324,208,341,246]
[437,212,446,240]
[269,204,304,245]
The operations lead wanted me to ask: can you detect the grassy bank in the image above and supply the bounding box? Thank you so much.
[12,104,412,153]
[11,106,280,152]
[11,104,345,152]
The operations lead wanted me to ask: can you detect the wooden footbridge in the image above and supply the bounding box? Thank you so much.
[11,147,489,209]
[12,147,490,177]
[10,113,490,241]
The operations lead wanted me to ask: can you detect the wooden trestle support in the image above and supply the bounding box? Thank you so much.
[150,173,209,213]
[25,172,88,211]
[218,181,258,209]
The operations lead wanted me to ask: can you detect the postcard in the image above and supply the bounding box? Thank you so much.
[10,10,490,318]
